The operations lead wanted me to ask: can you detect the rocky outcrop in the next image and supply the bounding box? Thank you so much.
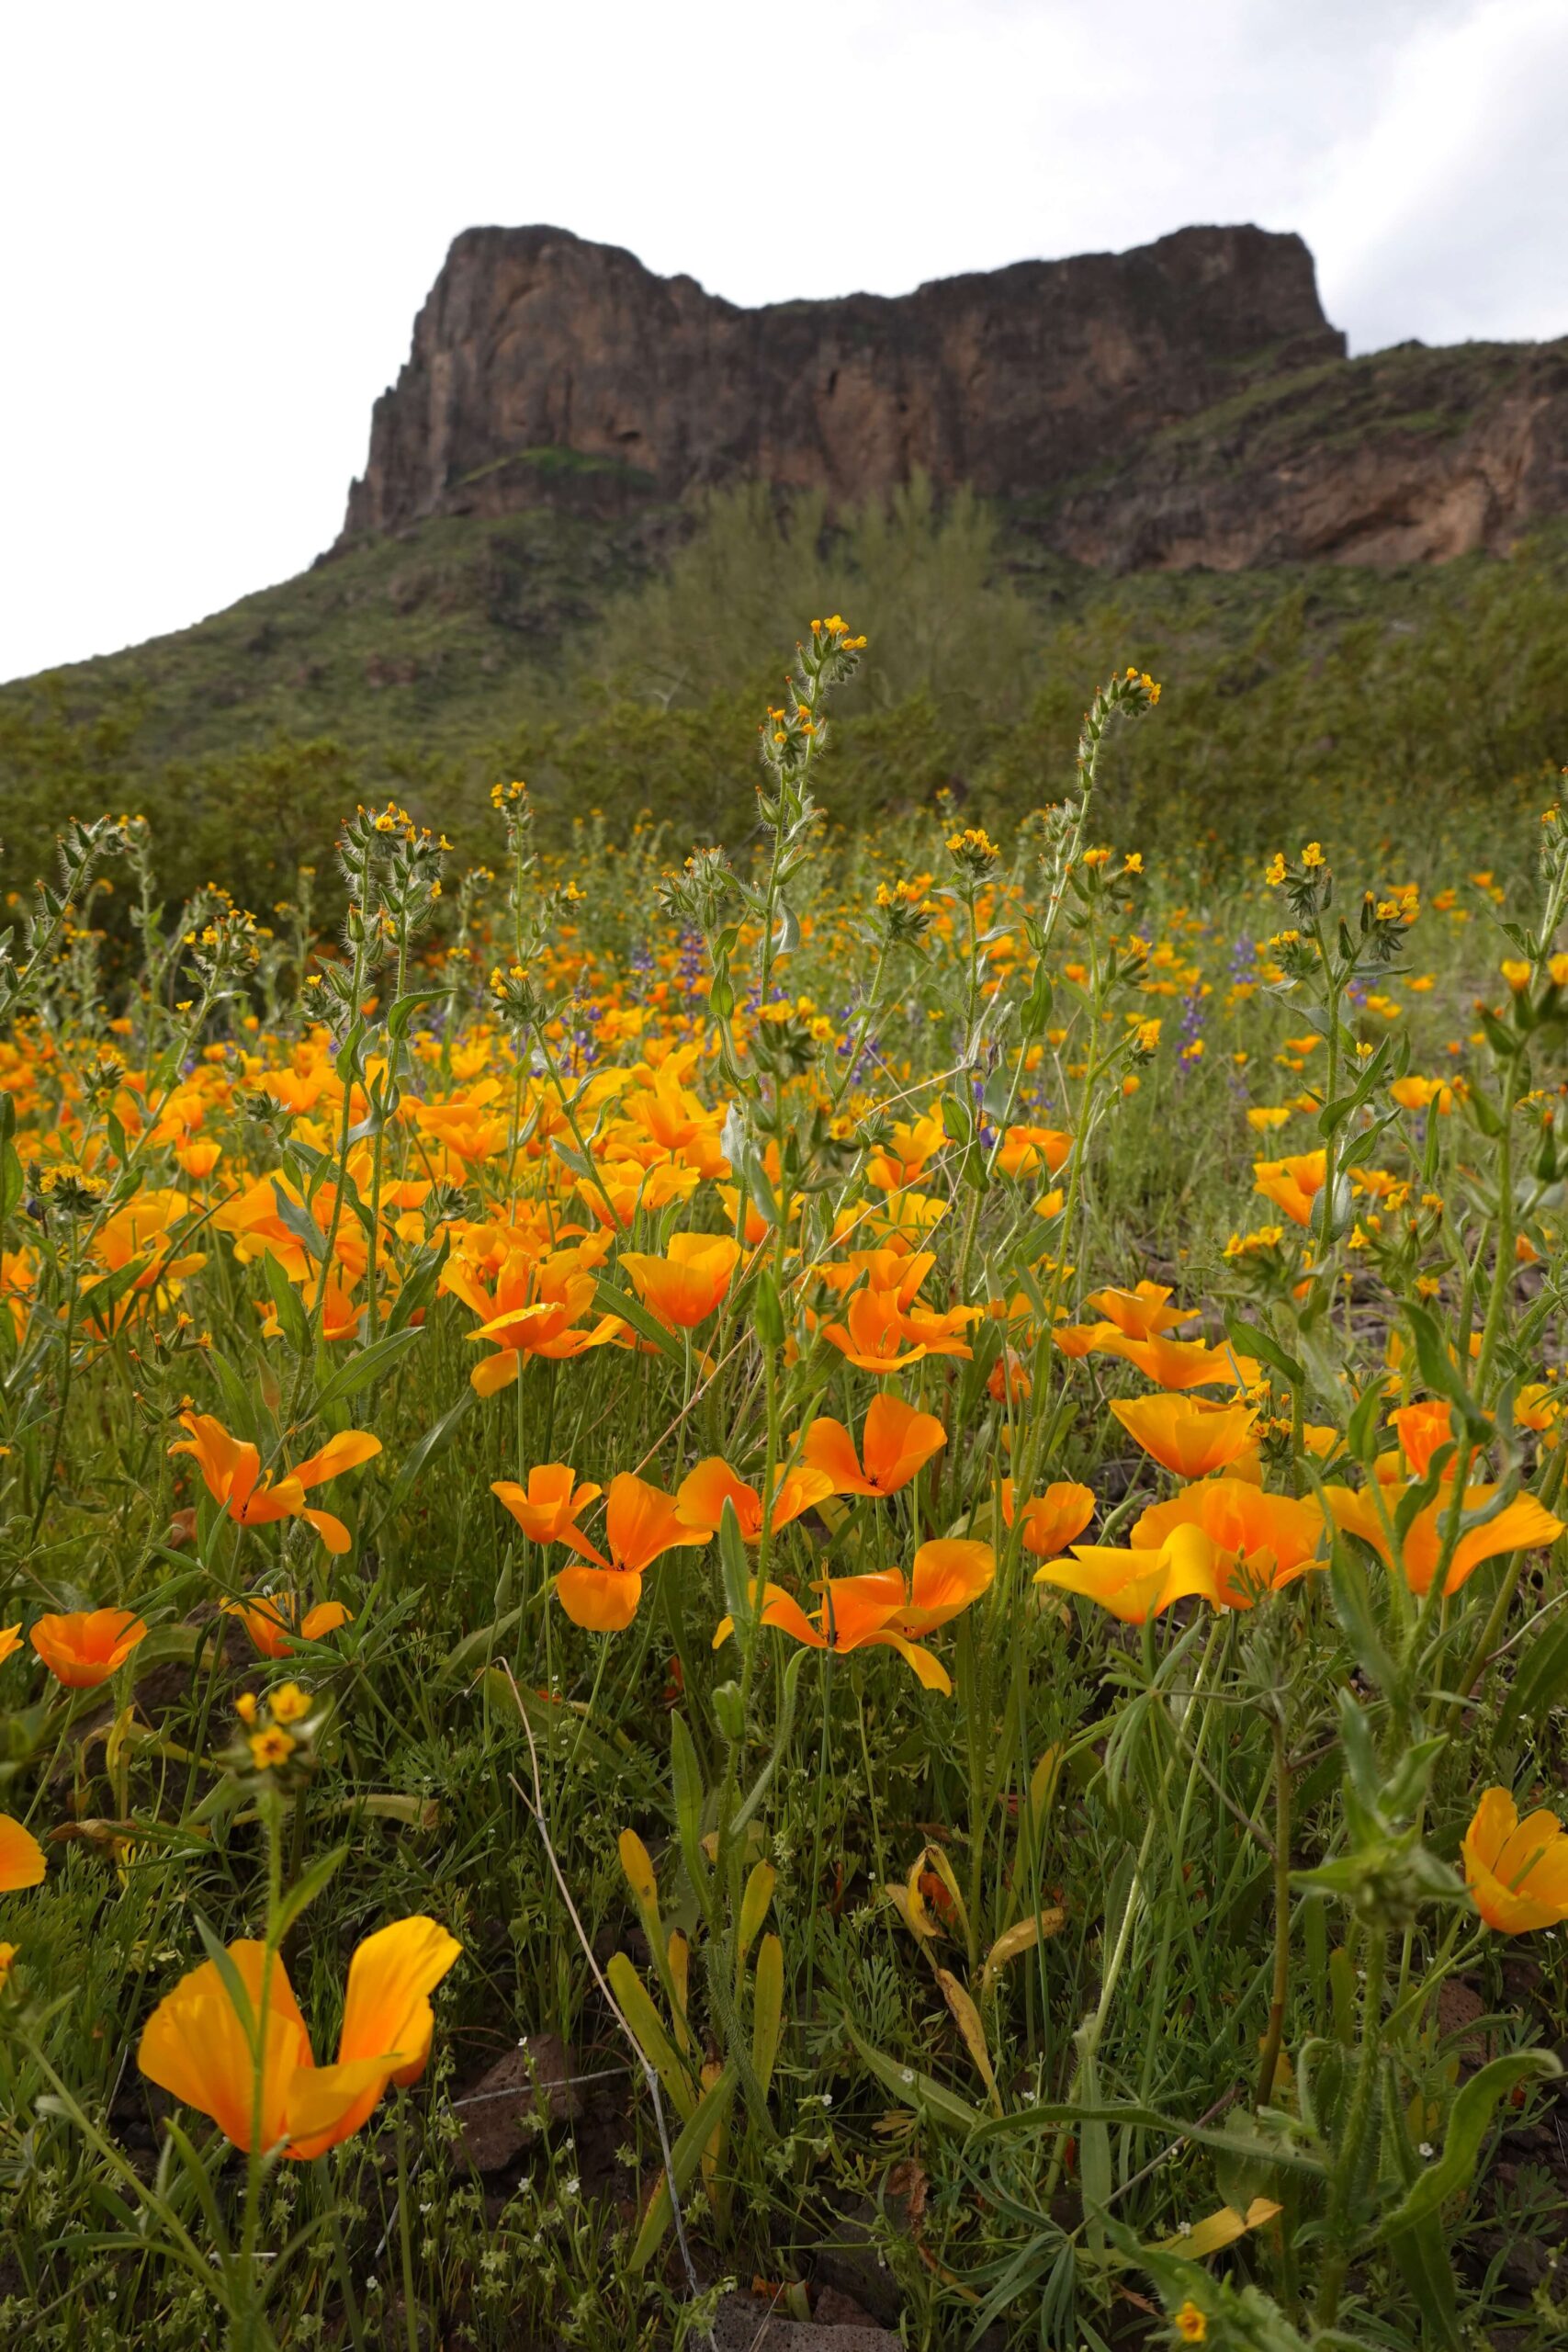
[340,223,1568,570]
[342,223,1342,536]
[1047,337,1568,570]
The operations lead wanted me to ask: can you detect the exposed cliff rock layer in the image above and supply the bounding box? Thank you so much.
[343,224,1566,571]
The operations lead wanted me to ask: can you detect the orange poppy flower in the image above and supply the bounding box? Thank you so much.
[1462,1788,1568,1934]
[1001,1480,1097,1555]
[1032,1523,1220,1624]
[168,1414,381,1555]
[552,1472,711,1633]
[448,1247,622,1395]
[1253,1151,1326,1228]
[818,1247,935,1304]
[1051,1320,1108,1359]
[713,1545,990,1694]
[0,1622,21,1668]
[1386,1400,1461,1477]
[822,1287,931,1374]
[138,1916,461,2158]
[995,1125,1073,1181]
[1130,1479,1324,1605]
[618,1234,740,1330]
[222,1595,354,1661]
[0,1813,47,1891]
[1084,1282,1197,1340]
[801,1396,947,1497]
[1322,1480,1563,1598]
[1110,1394,1260,1479]
[491,1466,604,1555]
[30,1608,148,1689]
[1093,1331,1259,1392]
[866,1112,947,1193]
[674,1456,834,1541]
[880,1538,996,1634]
[898,1297,978,1359]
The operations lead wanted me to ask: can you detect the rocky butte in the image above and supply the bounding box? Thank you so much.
[341,223,1568,572]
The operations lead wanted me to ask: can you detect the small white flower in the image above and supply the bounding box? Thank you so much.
[1419,2142,1435,2158]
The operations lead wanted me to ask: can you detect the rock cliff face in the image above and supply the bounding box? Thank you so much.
[340,224,1568,570]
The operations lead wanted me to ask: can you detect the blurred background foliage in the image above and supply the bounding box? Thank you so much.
[4,481,1566,921]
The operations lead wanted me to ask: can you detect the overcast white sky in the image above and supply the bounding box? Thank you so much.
[5,0,1566,684]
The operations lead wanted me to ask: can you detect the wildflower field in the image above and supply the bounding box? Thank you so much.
[2,620,1567,2351]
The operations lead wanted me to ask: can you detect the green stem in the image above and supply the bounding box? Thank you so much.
[1255,1713,1292,2109]
[1315,1928,1389,2331]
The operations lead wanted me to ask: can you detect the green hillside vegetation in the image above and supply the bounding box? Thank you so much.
[4,477,1567,921]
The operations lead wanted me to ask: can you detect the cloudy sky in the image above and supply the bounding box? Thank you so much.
[5,0,1565,683]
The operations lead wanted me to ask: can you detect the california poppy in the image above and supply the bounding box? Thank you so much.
[618,1234,740,1330]
[138,1916,461,2158]
[1001,1480,1097,1555]
[0,1623,21,1668]
[1109,1394,1260,1479]
[1130,1480,1324,1604]
[552,1472,711,1633]
[168,1414,381,1555]
[1386,1399,1462,1478]
[802,1396,947,1497]
[1462,1788,1568,1934]
[1032,1523,1220,1623]
[877,1538,996,1635]
[222,1595,354,1661]
[995,1125,1073,1181]
[491,1465,604,1554]
[0,1813,46,1891]
[899,1297,978,1358]
[446,1246,622,1395]
[866,1111,947,1193]
[1253,1151,1326,1228]
[822,1287,931,1374]
[675,1456,834,1541]
[1323,1480,1562,1598]
[1093,1331,1259,1392]
[30,1608,148,1689]
[1084,1282,1197,1341]
[713,1540,992,1693]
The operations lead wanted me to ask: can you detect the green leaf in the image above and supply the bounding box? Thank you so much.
[269,1179,330,1266]
[752,1934,784,2097]
[205,1345,263,1442]
[1384,2050,1561,2238]
[969,2098,1326,2177]
[753,1270,785,1349]
[1225,1315,1305,1393]
[386,988,446,1042]
[669,1711,708,1901]
[386,1385,475,1514]
[627,2061,739,2271]
[1,1134,24,1225]
[607,1952,697,2126]
[260,1251,311,1352]
[384,1234,449,1337]
[592,1278,685,1369]
[313,1324,423,1408]
[1496,1605,1568,1731]
[440,1607,525,1680]
[841,2018,987,2137]
[273,1845,349,1944]
[716,1497,752,1629]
